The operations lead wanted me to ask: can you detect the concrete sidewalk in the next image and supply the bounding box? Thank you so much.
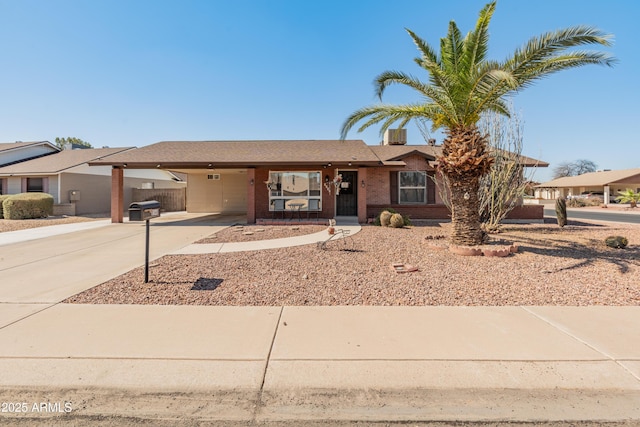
[0,215,639,424]
[0,304,638,424]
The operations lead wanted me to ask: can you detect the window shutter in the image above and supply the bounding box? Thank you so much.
[21,178,27,192]
[389,172,398,204]
[43,177,49,194]
[427,172,435,204]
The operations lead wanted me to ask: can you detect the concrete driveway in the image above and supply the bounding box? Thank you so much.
[0,213,242,303]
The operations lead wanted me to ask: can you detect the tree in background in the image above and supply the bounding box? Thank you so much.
[340,2,615,246]
[552,159,597,179]
[54,137,92,150]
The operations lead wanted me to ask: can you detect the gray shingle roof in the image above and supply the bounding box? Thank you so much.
[89,140,382,167]
[0,141,56,153]
[0,147,135,175]
[88,140,548,169]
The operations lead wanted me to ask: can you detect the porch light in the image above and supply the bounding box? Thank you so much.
[361,180,365,188]
[325,175,330,183]
[249,178,254,186]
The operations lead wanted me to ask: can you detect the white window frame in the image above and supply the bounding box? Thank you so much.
[268,171,322,211]
[398,171,427,204]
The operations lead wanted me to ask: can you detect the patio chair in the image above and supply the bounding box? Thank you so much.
[272,199,286,219]
[307,199,320,219]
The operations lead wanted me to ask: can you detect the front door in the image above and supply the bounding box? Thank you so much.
[336,171,357,216]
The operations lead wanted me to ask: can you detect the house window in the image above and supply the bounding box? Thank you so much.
[399,171,426,204]
[268,171,321,210]
[27,178,44,192]
[0,178,4,195]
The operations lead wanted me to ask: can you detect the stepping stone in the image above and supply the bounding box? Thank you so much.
[255,228,265,232]
[242,231,254,235]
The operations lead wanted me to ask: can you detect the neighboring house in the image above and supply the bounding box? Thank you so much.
[90,133,548,223]
[0,142,59,194]
[0,147,185,215]
[536,168,640,204]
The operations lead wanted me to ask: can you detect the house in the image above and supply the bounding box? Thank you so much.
[535,168,640,204]
[0,141,59,169]
[0,147,186,215]
[90,134,547,223]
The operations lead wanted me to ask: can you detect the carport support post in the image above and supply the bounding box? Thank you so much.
[111,166,124,223]
[144,219,150,283]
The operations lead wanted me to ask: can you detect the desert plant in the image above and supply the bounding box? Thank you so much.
[0,195,11,219]
[2,193,54,219]
[389,213,404,228]
[478,106,534,233]
[605,235,628,249]
[615,189,640,208]
[379,210,392,227]
[555,197,567,228]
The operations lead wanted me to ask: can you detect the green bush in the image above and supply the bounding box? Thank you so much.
[0,195,11,219]
[2,193,54,219]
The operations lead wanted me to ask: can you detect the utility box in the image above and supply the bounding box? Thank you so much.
[69,190,81,202]
[128,200,161,221]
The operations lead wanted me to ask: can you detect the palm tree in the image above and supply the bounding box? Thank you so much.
[340,1,615,246]
[615,189,640,208]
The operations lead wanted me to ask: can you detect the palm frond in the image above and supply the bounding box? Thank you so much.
[374,70,459,121]
[440,21,464,73]
[461,1,496,72]
[506,26,616,80]
[406,28,440,67]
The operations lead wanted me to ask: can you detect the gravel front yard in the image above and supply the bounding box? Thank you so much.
[0,215,107,233]
[65,220,640,306]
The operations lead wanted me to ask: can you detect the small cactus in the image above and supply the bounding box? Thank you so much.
[389,213,404,228]
[605,235,628,249]
[555,197,567,228]
[379,210,392,227]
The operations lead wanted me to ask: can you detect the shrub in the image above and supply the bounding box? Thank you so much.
[2,193,54,219]
[605,235,628,249]
[0,195,11,219]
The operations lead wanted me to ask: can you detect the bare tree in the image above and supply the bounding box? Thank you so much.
[552,161,575,179]
[573,159,597,175]
[552,159,597,179]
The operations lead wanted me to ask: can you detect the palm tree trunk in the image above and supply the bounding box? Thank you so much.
[448,173,484,246]
[439,125,492,247]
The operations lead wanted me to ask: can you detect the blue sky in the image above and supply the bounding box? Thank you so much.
[0,0,635,182]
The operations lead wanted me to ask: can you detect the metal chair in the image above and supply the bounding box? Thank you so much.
[272,199,285,219]
[307,199,320,219]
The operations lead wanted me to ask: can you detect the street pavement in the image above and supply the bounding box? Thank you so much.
[0,214,639,425]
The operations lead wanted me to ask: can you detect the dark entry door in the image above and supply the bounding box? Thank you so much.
[336,171,357,216]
